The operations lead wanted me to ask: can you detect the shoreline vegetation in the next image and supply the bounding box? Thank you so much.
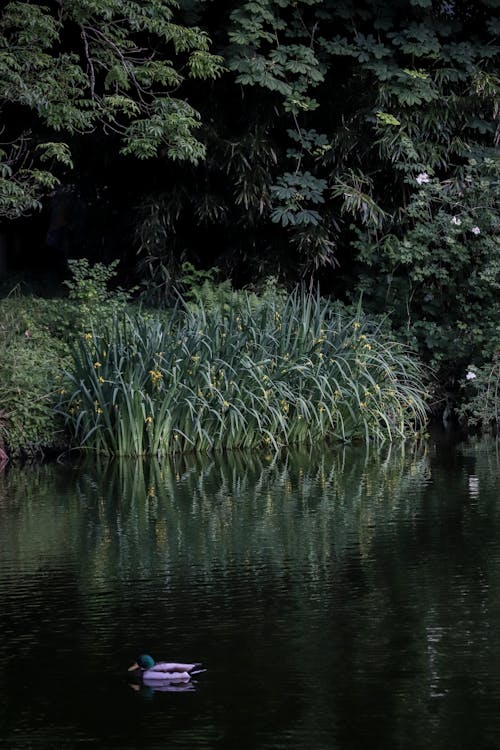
[1,267,429,460]
[61,292,428,456]
[0,262,497,461]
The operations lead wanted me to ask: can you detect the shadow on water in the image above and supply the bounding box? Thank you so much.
[0,437,499,750]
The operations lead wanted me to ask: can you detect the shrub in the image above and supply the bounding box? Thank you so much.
[0,258,131,456]
[64,258,132,324]
[0,295,72,455]
[458,353,500,433]
[353,158,500,388]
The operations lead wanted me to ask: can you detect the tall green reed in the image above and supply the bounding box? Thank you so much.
[59,289,429,456]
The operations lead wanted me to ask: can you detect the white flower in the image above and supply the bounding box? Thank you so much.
[466,371,477,381]
[471,226,481,235]
[416,172,430,185]
[451,216,461,226]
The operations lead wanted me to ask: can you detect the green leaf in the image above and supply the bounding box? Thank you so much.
[36,142,74,168]
[376,111,401,126]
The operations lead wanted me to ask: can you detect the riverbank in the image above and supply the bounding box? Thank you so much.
[1,267,497,460]
[1,286,430,459]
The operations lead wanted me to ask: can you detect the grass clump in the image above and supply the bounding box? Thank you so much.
[60,289,429,456]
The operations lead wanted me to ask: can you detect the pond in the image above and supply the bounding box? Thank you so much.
[0,435,499,750]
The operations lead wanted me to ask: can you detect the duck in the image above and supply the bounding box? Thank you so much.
[128,654,205,685]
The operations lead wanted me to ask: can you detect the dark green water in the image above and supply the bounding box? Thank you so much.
[0,436,499,750]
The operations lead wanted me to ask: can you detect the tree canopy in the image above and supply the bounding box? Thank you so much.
[1,0,499,384]
[0,0,223,218]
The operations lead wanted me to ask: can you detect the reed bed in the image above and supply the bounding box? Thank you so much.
[59,290,429,455]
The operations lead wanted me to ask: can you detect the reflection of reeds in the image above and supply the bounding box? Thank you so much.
[60,290,428,455]
[63,443,432,584]
[1,445,433,579]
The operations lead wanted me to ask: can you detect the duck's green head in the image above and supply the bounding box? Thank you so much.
[128,654,155,672]
[138,654,155,670]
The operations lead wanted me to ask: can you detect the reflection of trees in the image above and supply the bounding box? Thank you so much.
[0,462,83,567]
[2,439,500,750]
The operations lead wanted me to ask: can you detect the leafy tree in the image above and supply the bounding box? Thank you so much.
[0,0,224,218]
[353,157,500,383]
[224,0,499,268]
[133,0,497,284]
[137,0,496,390]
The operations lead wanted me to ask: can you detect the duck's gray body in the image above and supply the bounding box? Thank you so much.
[129,655,205,685]
[143,662,202,683]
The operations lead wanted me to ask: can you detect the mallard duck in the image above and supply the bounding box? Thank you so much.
[128,654,205,684]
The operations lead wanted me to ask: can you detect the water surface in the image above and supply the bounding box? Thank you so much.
[0,437,499,749]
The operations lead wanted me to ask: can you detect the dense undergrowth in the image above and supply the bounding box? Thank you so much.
[0,260,132,457]
[1,262,497,458]
[0,294,73,456]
